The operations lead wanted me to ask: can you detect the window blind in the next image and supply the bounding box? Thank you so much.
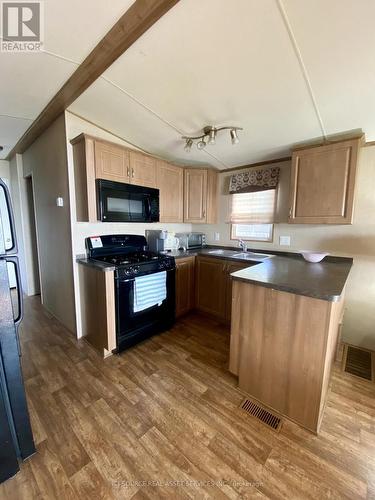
[230,190,276,224]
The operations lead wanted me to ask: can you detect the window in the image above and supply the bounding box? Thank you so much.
[230,190,276,242]
[231,223,273,242]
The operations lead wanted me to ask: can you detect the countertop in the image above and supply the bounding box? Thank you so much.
[230,255,352,302]
[77,246,353,302]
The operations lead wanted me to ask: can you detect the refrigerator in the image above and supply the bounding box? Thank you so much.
[0,178,35,484]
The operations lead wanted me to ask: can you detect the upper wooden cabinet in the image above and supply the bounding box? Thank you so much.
[94,140,130,182]
[129,151,156,188]
[289,136,363,224]
[70,134,160,222]
[184,168,218,223]
[156,160,184,223]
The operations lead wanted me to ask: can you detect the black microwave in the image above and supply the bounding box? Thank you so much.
[96,179,159,223]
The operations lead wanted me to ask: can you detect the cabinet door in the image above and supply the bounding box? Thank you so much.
[195,257,226,320]
[289,137,361,224]
[184,169,207,223]
[129,151,156,188]
[175,257,195,318]
[225,262,250,322]
[94,141,130,182]
[157,161,184,222]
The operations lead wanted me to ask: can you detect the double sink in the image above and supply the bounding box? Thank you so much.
[204,249,274,262]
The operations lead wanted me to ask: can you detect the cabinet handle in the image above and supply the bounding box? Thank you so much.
[132,168,135,178]
[289,207,293,217]
[203,209,206,218]
[127,167,130,177]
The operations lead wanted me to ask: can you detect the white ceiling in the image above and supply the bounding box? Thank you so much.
[0,0,135,159]
[69,0,374,169]
[2,0,374,168]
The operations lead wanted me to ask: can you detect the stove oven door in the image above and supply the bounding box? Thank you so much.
[115,269,175,351]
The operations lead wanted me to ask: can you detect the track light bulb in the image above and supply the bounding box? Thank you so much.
[208,128,216,145]
[184,138,193,152]
[197,138,206,150]
[230,129,240,145]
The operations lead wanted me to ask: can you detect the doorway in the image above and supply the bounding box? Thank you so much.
[24,176,40,296]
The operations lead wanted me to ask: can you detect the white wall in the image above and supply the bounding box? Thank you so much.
[0,159,10,178]
[193,147,375,350]
[65,112,193,338]
[22,115,76,333]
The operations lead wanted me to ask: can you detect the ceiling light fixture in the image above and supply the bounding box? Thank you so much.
[196,137,207,150]
[182,125,242,152]
[230,128,240,145]
[184,138,193,152]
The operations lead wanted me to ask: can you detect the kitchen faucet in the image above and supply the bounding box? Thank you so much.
[238,239,248,252]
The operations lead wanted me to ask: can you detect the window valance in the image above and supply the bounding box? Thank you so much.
[229,166,280,194]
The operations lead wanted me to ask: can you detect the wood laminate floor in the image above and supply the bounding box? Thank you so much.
[1,297,375,499]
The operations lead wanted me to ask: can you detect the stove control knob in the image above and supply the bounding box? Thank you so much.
[125,267,132,276]
[159,261,165,269]
[134,266,140,274]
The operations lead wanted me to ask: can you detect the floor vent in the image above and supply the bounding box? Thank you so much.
[344,345,373,381]
[240,398,282,431]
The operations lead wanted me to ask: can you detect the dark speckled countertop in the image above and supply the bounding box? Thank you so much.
[77,246,353,302]
[230,255,352,302]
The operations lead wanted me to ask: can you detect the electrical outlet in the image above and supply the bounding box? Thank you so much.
[214,232,220,241]
[279,235,291,246]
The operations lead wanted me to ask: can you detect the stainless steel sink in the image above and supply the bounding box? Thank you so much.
[206,249,227,255]
[205,249,273,261]
[231,252,273,261]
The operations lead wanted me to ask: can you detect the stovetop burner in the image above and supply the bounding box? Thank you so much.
[93,251,164,266]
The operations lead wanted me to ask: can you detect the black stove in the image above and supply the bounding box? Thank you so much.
[87,235,175,279]
[86,234,176,352]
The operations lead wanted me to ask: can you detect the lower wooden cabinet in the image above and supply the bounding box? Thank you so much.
[175,257,195,318]
[230,280,345,433]
[78,264,116,357]
[195,256,249,322]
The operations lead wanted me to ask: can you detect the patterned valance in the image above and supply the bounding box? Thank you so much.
[229,166,280,194]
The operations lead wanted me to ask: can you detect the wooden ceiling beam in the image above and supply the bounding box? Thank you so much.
[7,0,179,158]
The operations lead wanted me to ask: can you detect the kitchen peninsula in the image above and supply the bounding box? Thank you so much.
[229,255,353,433]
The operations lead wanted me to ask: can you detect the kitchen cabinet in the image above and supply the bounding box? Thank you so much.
[94,140,130,182]
[184,168,218,223]
[71,134,170,221]
[156,160,184,223]
[78,264,116,358]
[230,280,345,433]
[175,257,195,318]
[289,136,363,224]
[195,256,249,322]
[129,151,156,188]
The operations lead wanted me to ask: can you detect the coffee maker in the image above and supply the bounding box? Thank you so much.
[145,230,178,253]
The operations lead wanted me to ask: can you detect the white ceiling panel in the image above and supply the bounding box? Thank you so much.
[0,52,78,118]
[44,0,135,63]
[283,0,375,139]
[0,0,134,159]
[0,116,32,158]
[70,0,322,168]
[69,77,226,169]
